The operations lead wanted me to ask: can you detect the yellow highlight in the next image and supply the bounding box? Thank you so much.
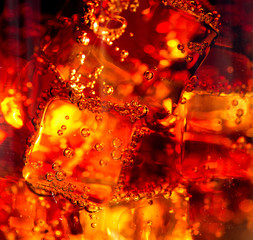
[167,39,179,48]
[1,96,23,129]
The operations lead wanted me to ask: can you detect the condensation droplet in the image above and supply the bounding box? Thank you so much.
[61,125,67,130]
[57,130,63,136]
[81,128,90,137]
[52,162,60,171]
[55,171,67,181]
[45,172,54,182]
[111,149,122,160]
[63,147,74,158]
[94,143,104,151]
[144,70,154,80]
[112,137,122,148]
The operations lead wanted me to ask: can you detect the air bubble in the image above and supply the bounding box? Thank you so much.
[65,115,69,120]
[111,149,122,160]
[186,54,193,62]
[232,99,238,106]
[103,85,114,95]
[99,159,108,167]
[52,162,60,171]
[68,183,76,192]
[95,143,104,151]
[95,115,103,122]
[112,137,123,148]
[63,147,74,158]
[57,130,63,136]
[180,97,187,104]
[45,172,54,182]
[91,223,97,228]
[235,118,241,125]
[177,43,184,51]
[81,128,90,137]
[55,171,66,181]
[144,70,154,80]
[236,109,244,118]
[120,50,129,61]
[61,125,67,130]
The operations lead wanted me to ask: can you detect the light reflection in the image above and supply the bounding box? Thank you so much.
[1,96,24,129]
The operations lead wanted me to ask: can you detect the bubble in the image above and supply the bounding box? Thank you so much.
[163,190,172,199]
[91,223,97,228]
[63,147,74,158]
[235,118,241,125]
[188,41,194,49]
[85,204,99,213]
[236,109,244,118]
[180,97,187,104]
[81,128,90,137]
[94,143,104,151]
[232,99,238,106]
[111,149,122,160]
[147,220,152,226]
[103,85,114,95]
[57,130,63,136]
[68,183,76,192]
[61,125,67,130]
[99,159,108,167]
[95,115,103,122]
[55,171,67,181]
[120,50,129,61]
[37,161,43,168]
[112,137,123,148]
[55,230,62,237]
[177,43,184,51]
[52,162,60,171]
[143,70,154,80]
[45,172,54,182]
[65,115,69,120]
[186,54,193,62]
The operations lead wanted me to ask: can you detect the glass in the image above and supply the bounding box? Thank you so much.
[0,0,252,239]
